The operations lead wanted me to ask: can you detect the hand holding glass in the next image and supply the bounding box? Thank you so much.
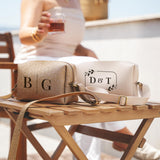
[48,11,65,34]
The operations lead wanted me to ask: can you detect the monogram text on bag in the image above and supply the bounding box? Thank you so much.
[24,77,51,90]
[85,70,117,91]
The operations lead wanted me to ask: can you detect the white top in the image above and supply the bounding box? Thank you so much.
[15,7,86,63]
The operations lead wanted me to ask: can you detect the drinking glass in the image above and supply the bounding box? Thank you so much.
[48,8,65,34]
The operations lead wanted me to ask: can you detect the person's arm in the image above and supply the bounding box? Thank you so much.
[74,44,98,59]
[19,0,53,45]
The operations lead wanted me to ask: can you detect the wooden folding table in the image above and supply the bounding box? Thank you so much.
[0,98,160,160]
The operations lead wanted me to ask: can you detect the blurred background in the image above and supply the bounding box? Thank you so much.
[0,0,160,159]
[1,0,160,29]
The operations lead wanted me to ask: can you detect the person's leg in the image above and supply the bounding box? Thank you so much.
[74,121,160,160]
[73,121,129,160]
[73,123,101,160]
[102,121,131,151]
[112,127,132,151]
[103,121,160,160]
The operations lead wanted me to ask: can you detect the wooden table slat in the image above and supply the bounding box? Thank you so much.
[34,103,83,115]
[109,104,133,111]
[94,106,117,113]
[1,99,160,123]
[0,99,65,117]
[133,105,149,110]
[147,103,160,109]
[71,106,100,114]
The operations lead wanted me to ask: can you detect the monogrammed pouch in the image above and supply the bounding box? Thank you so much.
[14,61,77,104]
[75,61,150,105]
[76,61,139,96]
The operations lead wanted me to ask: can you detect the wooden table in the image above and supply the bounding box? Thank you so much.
[0,98,160,160]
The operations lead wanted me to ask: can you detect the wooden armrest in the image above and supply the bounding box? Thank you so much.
[0,62,17,69]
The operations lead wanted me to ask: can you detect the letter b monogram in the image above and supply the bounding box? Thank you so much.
[24,77,32,88]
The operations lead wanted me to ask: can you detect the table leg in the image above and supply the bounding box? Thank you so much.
[49,121,88,160]
[121,118,154,160]
[51,125,79,160]
[5,109,51,160]
[11,120,27,160]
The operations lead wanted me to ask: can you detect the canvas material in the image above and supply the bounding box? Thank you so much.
[15,61,77,104]
[76,61,139,96]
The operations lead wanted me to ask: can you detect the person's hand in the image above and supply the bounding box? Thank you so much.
[74,44,98,59]
[37,11,53,38]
